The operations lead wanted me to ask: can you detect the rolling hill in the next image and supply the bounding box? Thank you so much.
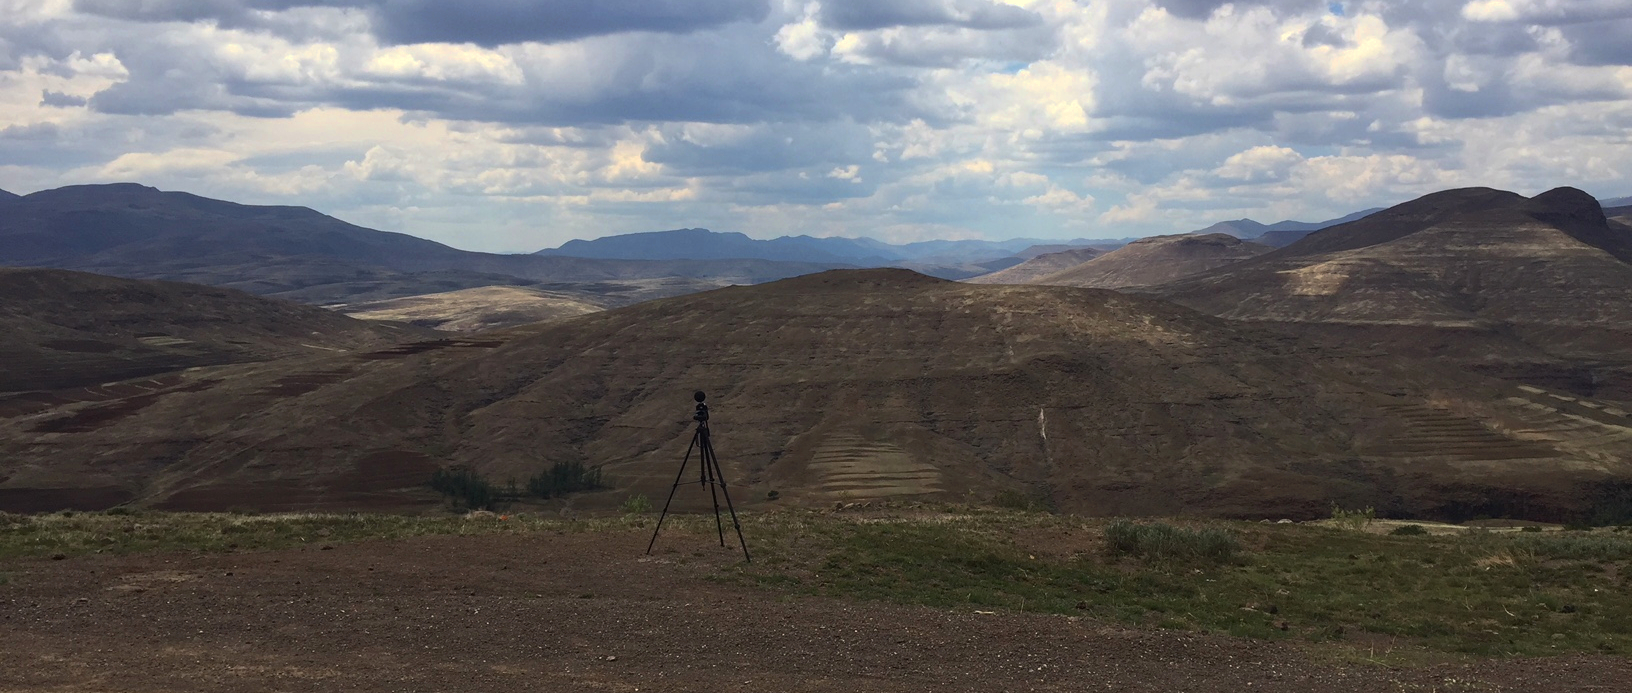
[1020,234,1273,289]
[339,285,606,332]
[0,267,416,395]
[1608,205,1632,225]
[963,248,1103,284]
[1160,188,1632,338]
[0,184,848,305]
[1157,187,1632,401]
[4,269,1629,522]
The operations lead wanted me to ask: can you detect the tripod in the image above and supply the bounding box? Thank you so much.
[646,391,751,562]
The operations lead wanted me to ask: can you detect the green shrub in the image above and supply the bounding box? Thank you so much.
[1521,525,1544,533]
[621,495,652,515]
[527,460,604,499]
[429,466,497,510]
[1104,520,1241,564]
[1329,504,1375,531]
[1390,524,1428,536]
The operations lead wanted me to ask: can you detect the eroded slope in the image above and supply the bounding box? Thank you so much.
[4,269,1628,521]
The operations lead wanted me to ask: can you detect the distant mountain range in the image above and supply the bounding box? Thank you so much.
[1600,195,1632,207]
[0,188,19,201]
[0,184,846,306]
[1189,208,1385,247]
[535,227,1095,278]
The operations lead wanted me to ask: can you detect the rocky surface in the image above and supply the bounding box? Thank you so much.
[2,530,1628,693]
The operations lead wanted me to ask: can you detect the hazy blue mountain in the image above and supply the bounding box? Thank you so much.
[538,228,897,264]
[1187,208,1386,247]
[0,184,849,304]
[0,188,18,201]
[1190,208,1385,245]
[1601,195,1632,207]
[534,227,1079,266]
[1191,219,1271,239]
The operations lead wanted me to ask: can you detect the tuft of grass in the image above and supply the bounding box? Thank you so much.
[0,509,662,561]
[1490,531,1632,562]
[621,494,652,515]
[1104,520,1241,564]
[1390,524,1428,536]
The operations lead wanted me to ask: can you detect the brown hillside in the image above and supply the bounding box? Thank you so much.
[0,268,416,394]
[1032,233,1272,289]
[964,247,1103,284]
[4,269,1628,521]
[340,285,606,332]
[1160,188,1632,359]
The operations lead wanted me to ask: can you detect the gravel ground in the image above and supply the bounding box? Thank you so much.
[2,529,1628,692]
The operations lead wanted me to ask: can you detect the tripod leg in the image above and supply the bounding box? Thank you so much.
[700,429,727,547]
[709,446,752,563]
[646,428,699,555]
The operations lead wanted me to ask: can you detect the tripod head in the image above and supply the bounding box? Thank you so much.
[693,390,709,423]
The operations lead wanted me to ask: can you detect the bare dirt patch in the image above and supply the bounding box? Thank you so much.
[2,528,1627,692]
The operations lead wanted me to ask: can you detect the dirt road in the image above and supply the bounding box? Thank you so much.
[3,529,1627,692]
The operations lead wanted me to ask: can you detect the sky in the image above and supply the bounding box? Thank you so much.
[1,0,1630,253]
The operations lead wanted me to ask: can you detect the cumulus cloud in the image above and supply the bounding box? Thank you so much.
[0,0,1629,250]
[816,0,1043,30]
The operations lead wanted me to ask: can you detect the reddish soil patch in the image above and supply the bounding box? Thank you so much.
[2,530,1627,692]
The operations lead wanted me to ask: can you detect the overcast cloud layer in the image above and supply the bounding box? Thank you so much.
[1,0,1629,251]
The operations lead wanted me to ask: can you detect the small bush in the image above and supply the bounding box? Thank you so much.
[430,466,497,510]
[527,460,605,499]
[1330,504,1375,531]
[621,495,652,515]
[1521,526,1544,533]
[1104,520,1241,564]
[1390,524,1428,536]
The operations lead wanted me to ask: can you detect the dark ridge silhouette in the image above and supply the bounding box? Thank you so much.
[0,184,850,305]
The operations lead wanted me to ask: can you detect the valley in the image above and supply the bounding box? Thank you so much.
[2,185,1630,523]
[3,181,1632,690]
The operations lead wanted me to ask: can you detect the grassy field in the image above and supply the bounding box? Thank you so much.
[4,506,1630,658]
